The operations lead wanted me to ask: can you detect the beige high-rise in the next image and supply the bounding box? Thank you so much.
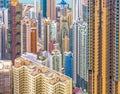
[13,54,72,94]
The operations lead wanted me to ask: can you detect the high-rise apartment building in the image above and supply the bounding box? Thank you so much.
[7,0,22,64]
[50,43,62,73]
[73,19,88,90]
[0,23,6,60]
[72,0,84,22]
[60,16,70,53]
[47,0,56,20]
[0,60,12,94]
[21,17,31,54]
[13,54,72,94]
[88,0,116,94]
[63,51,73,79]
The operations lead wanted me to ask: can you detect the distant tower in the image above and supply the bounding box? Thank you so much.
[44,18,51,51]
[72,0,84,22]
[0,0,11,8]
[63,51,73,79]
[60,16,70,53]
[0,23,6,60]
[34,0,38,19]
[59,0,68,16]
[40,0,47,18]
[51,43,62,73]
[47,0,56,20]
[7,0,22,64]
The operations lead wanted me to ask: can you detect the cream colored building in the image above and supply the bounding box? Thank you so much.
[13,54,72,94]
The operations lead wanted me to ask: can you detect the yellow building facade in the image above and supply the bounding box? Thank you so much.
[13,56,72,94]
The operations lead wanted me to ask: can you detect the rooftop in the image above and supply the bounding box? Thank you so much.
[14,53,71,85]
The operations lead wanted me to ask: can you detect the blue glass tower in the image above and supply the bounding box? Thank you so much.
[40,0,47,18]
[64,52,73,79]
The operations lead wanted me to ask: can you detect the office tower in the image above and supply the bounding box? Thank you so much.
[13,54,72,94]
[0,24,6,60]
[7,0,22,64]
[38,5,42,38]
[44,18,51,51]
[63,51,73,79]
[115,0,120,93]
[0,0,11,8]
[34,0,38,19]
[60,16,70,53]
[72,0,84,22]
[82,1,88,22]
[0,8,8,29]
[40,0,47,18]
[50,43,62,73]
[21,17,31,54]
[88,0,116,94]
[0,60,12,94]
[59,0,68,16]
[47,0,56,20]
[31,20,38,54]
[73,19,88,89]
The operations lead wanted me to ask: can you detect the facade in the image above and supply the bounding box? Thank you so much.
[64,51,73,79]
[7,0,22,64]
[115,0,120,93]
[88,0,116,94]
[0,60,12,94]
[0,23,6,60]
[50,43,62,73]
[82,1,88,22]
[47,0,56,20]
[13,55,72,94]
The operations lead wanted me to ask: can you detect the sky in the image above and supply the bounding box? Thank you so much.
[19,0,71,7]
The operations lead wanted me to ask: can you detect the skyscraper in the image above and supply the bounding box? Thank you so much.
[31,22,38,54]
[0,0,11,8]
[64,51,73,79]
[0,23,6,60]
[88,0,116,94]
[72,0,84,22]
[40,0,47,18]
[50,43,62,73]
[59,0,68,16]
[21,17,31,54]
[60,16,70,53]
[13,55,72,94]
[47,0,56,20]
[44,18,51,51]
[73,19,88,90]
[7,0,22,64]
